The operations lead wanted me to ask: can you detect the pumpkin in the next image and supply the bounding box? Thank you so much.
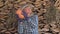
[16,9,25,19]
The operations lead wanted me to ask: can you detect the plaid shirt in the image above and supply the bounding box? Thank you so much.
[17,15,38,34]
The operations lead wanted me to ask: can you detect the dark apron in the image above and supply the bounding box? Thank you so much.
[16,10,38,34]
[17,14,38,34]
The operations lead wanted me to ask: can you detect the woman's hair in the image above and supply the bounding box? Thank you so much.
[21,4,34,10]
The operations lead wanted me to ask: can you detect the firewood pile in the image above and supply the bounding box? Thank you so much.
[0,0,60,34]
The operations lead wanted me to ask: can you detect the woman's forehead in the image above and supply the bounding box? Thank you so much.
[23,6,31,10]
[24,7,32,12]
[22,4,34,10]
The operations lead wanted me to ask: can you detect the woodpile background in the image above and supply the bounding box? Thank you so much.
[0,0,60,34]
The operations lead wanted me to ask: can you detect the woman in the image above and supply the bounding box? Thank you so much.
[16,4,38,34]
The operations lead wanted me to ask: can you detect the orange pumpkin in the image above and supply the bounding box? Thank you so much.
[16,9,25,19]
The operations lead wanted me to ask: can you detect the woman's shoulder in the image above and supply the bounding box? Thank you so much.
[29,14,38,21]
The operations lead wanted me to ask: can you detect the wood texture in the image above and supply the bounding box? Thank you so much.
[0,0,60,34]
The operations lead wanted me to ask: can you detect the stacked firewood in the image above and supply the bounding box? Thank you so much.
[0,0,18,34]
[0,0,60,34]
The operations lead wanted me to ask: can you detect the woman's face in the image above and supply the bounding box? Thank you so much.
[24,7,32,15]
